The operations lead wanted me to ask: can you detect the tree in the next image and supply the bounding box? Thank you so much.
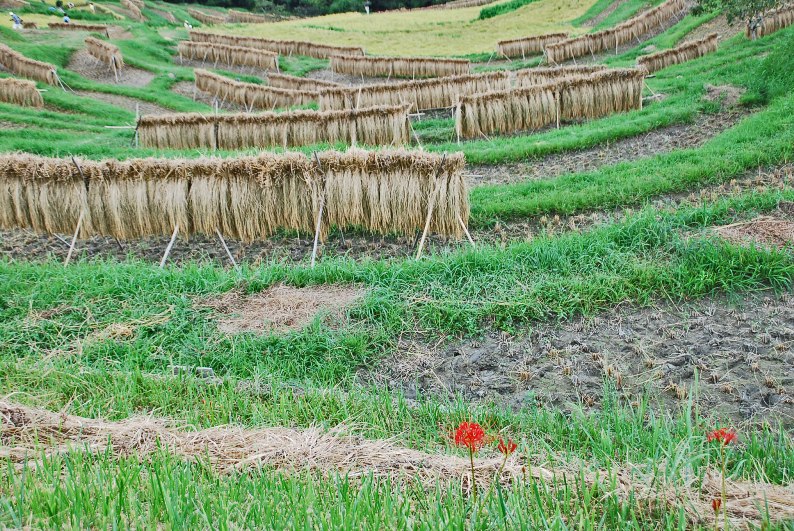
[698,0,786,38]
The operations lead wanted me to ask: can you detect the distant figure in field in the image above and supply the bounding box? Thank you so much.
[67,2,74,8]
[10,12,22,30]
[183,20,192,29]
[63,13,70,23]
[88,2,95,12]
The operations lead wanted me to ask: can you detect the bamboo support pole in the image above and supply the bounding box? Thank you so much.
[160,225,179,268]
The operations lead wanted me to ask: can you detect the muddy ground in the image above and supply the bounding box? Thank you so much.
[67,49,155,87]
[363,291,794,430]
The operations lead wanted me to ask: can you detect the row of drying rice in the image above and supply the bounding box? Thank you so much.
[455,68,645,139]
[545,0,689,63]
[194,69,316,110]
[178,41,279,70]
[189,30,364,59]
[137,105,410,150]
[747,4,794,38]
[0,150,468,241]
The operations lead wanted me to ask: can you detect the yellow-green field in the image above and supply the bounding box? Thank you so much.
[235,0,596,55]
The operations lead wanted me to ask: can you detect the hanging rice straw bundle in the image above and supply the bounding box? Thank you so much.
[514,64,608,87]
[319,71,510,112]
[546,0,687,63]
[455,83,558,139]
[557,68,644,120]
[227,10,273,23]
[0,150,468,241]
[0,154,91,236]
[1,0,29,7]
[121,0,145,21]
[178,41,278,70]
[330,54,470,78]
[189,30,364,58]
[188,8,226,25]
[0,77,43,107]
[267,72,341,91]
[47,22,110,35]
[0,44,59,85]
[748,4,794,38]
[456,68,644,139]
[85,37,124,71]
[126,0,144,9]
[194,69,315,109]
[137,113,217,150]
[637,33,718,73]
[137,105,410,149]
[497,32,570,59]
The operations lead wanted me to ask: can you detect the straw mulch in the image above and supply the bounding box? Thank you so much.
[497,32,570,59]
[0,150,468,240]
[194,68,316,110]
[137,105,411,150]
[267,72,341,92]
[637,33,718,73]
[126,0,144,9]
[318,71,510,112]
[748,4,794,38]
[514,64,607,87]
[329,54,471,78]
[0,0,29,7]
[456,68,644,139]
[546,0,688,64]
[178,41,278,71]
[227,10,274,23]
[47,22,110,36]
[1,400,792,529]
[0,44,59,86]
[0,77,43,107]
[189,30,365,59]
[85,36,124,72]
[187,8,226,25]
[121,0,145,21]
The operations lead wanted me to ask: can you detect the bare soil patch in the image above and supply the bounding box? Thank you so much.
[203,283,365,334]
[469,110,749,185]
[715,214,794,250]
[74,90,173,116]
[364,291,794,430]
[67,49,155,87]
[704,84,745,109]
[685,14,742,41]
[107,26,134,40]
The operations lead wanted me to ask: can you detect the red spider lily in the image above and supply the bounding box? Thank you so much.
[453,422,486,452]
[497,438,517,456]
[712,498,721,513]
[707,428,737,445]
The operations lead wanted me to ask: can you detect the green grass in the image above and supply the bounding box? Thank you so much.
[478,0,540,20]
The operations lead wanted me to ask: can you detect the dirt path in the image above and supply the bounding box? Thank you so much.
[363,290,794,430]
[585,0,626,28]
[67,49,155,87]
[74,90,173,116]
[469,109,750,186]
[685,14,743,41]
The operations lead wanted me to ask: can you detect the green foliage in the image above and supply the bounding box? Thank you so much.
[747,29,794,102]
[698,0,784,26]
[478,0,539,20]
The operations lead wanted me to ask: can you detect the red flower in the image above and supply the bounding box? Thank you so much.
[453,422,486,452]
[707,428,737,445]
[497,438,517,456]
[712,498,721,513]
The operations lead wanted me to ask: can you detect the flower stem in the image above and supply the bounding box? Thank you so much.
[469,447,477,502]
[721,444,728,530]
